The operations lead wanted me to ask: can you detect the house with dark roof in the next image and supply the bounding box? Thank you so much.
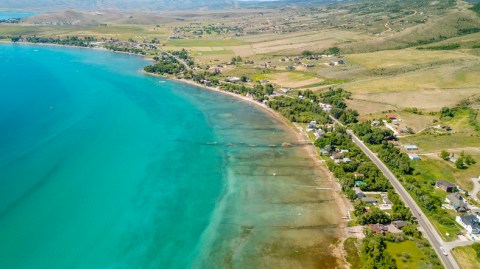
[392,220,407,229]
[446,193,467,212]
[353,187,365,198]
[369,223,389,235]
[456,215,480,234]
[361,197,377,204]
[436,180,456,193]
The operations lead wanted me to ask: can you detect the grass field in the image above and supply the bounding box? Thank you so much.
[166,38,248,47]
[452,246,480,269]
[386,240,428,269]
[346,49,472,70]
[252,72,324,88]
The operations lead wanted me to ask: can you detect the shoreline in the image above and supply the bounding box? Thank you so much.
[145,71,352,262]
[2,41,351,266]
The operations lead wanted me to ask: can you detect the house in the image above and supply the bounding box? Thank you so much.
[408,154,421,160]
[319,102,333,112]
[331,152,344,160]
[226,77,241,83]
[446,193,468,212]
[392,220,407,229]
[382,197,392,205]
[404,145,418,151]
[314,129,325,139]
[353,187,365,198]
[361,197,378,204]
[340,149,349,153]
[354,173,365,179]
[343,158,351,164]
[386,114,397,120]
[456,215,480,234]
[369,223,389,235]
[436,180,456,193]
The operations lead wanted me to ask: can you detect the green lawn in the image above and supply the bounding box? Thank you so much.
[386,241,428,269]
[167,38,247,47]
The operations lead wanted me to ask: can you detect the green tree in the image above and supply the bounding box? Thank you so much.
[440,150,450,160]
[455,157,466,169]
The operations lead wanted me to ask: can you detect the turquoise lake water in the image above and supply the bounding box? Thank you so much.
[0,12,34,20]
[0,44,340,269]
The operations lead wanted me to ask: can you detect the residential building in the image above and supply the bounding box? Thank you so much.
[436,180,457,193]
[369,223,388,235]
[404,145,418,151]
[456,215,480,234]
[446,193,468,212]
[361,197,377,204]
[353,187,365,198]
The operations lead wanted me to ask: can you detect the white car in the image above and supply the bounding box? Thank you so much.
[440,247,448,256]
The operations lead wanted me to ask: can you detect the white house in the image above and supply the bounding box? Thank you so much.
[456,215,480,234]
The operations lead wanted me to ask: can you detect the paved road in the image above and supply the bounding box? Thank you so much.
[329,116,459,269]
[470,177,480,201]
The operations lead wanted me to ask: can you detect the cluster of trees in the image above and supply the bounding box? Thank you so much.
[377,144,412,175]
[417,43,460,50]
[231,56,243,64]
[320,88,359,124]
[267,96,330,123]
[24,36,97,47]
[354,122,394,145]
[453,151,476,169]
[220,83,273,102]
[320,128,392,195]
[172,49,194,66]
[105,45,146,54]
[144,54,185,75]
[359,232,397,269]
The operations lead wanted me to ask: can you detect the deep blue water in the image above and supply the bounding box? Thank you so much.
[0,12,34,20]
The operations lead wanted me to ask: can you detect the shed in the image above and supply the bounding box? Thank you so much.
[408,154,421,160]
[404,145,418,151]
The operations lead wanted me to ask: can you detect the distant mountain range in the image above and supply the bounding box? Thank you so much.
[0,0,345,11]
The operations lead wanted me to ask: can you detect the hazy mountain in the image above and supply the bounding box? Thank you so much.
[0,0,344,11]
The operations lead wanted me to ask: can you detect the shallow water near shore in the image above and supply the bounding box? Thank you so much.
[0,44,340,268]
